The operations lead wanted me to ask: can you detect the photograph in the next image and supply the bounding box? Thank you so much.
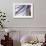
[13,3,33,18]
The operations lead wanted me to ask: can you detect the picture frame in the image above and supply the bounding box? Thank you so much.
[13,3,33,18]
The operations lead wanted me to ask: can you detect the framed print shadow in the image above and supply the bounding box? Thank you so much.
[13,3,33,18]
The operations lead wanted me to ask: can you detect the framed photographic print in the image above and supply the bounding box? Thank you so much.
[13,3,33,18]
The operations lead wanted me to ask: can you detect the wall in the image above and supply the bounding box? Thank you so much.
[0,0,46,27]
[0,0,46,46]
[0,30,46,46]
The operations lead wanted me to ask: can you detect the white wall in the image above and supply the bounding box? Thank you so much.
[0,0,46,27]
[0,0,46,46]
[0,30,46,46]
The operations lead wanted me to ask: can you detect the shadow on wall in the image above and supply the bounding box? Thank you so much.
[13,40,21,46]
